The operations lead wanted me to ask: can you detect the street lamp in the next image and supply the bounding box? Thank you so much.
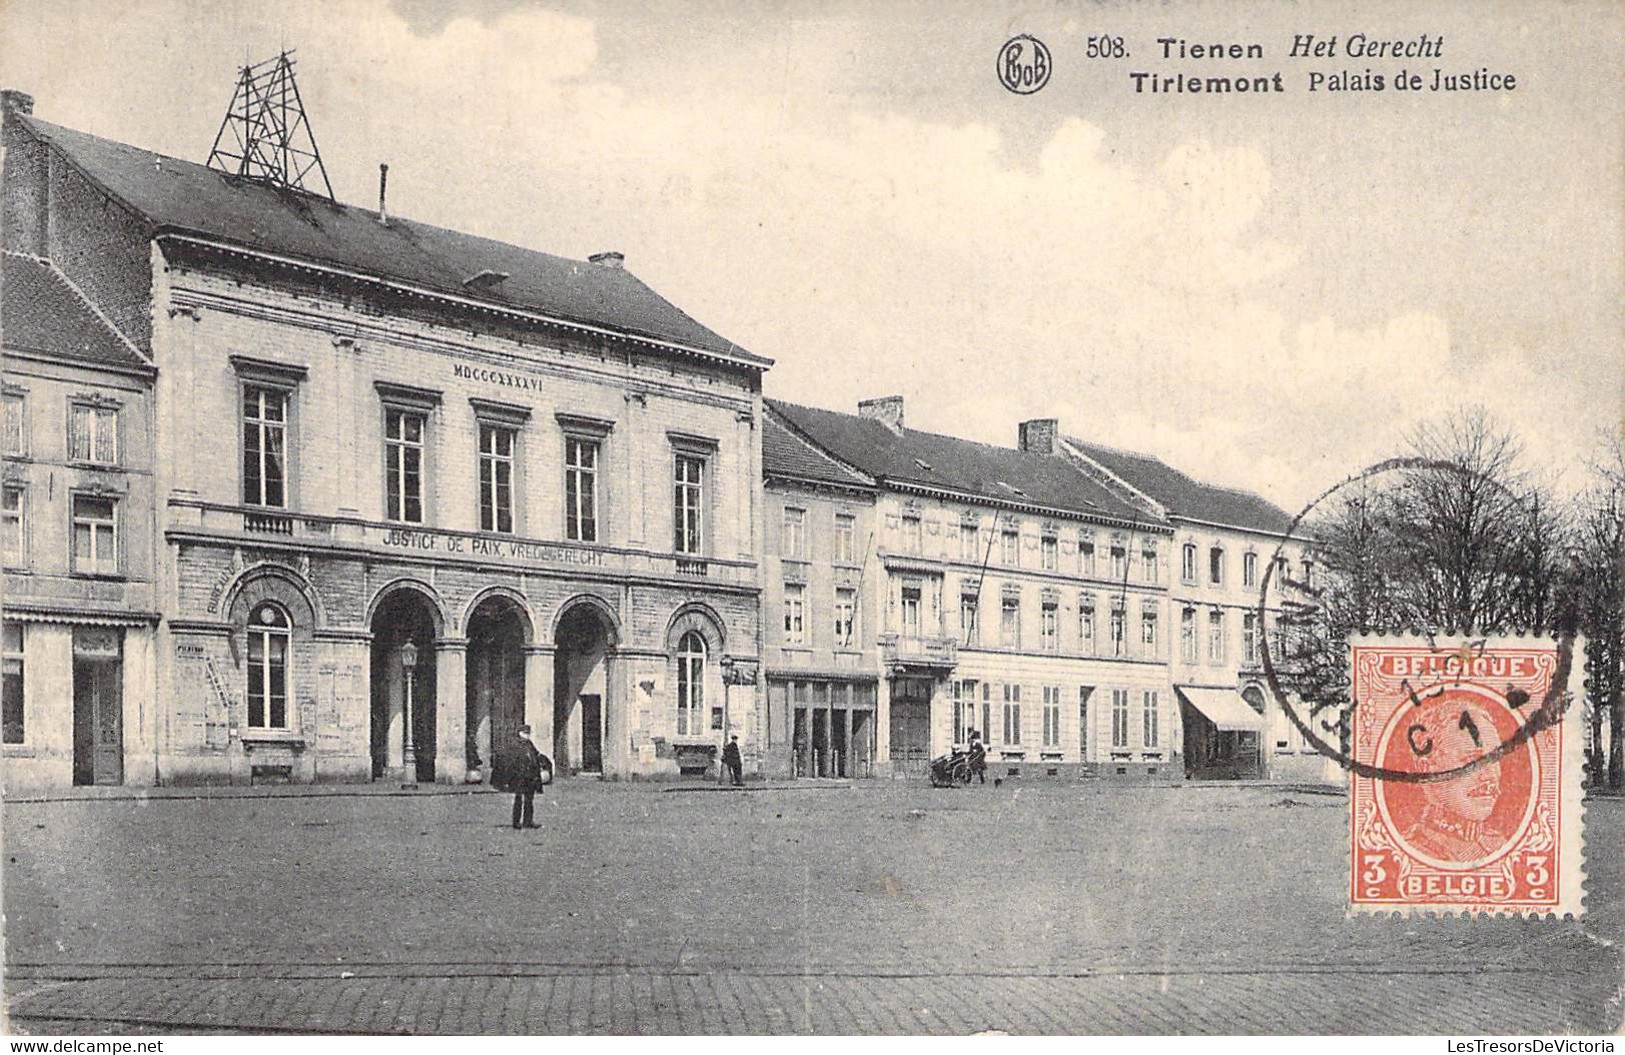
[400,640,419,790]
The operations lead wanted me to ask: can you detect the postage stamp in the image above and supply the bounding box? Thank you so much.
[1347,634,1586,917]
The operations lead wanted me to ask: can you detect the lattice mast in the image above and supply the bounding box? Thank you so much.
[206,50,335,200]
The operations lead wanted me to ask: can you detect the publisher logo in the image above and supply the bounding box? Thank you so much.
[998,34,1052,95]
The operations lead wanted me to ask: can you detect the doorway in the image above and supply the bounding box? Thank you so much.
[71,631,123,786]
[580,694,603,772]
[889,676,933,775]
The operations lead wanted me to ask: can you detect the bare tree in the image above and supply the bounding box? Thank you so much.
[1573,431,1625,788]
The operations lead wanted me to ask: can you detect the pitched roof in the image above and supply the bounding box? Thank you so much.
[2,252,151,371]
[18,115,763,367]
[763,407,874,490]
[767,399,1157,526]
[1064,437,1294,535]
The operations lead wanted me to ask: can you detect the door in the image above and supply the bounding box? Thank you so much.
[73,659,122,785]
[580,694,602,772]
[888,677,932,773]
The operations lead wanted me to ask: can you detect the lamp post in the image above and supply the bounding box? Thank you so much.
[400,640,419,790]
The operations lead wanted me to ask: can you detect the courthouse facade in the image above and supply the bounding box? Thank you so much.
[1,91,767,788]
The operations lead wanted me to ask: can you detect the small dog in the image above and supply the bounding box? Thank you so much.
[993,777,1003,788]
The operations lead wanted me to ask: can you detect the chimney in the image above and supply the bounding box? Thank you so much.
[1,89,34,124]
[377,163,389,226]
[1018,418,1059,456]
[858,395,905,434]
[588,251,624,269]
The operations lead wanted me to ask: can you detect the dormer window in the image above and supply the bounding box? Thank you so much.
[462,270,510,292]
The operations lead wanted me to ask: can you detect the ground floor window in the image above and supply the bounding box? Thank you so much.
[1111,689,1130,749]
[246,603,290,729]
[1002,683,1022,744]
[676,631,706,736]
[2,622,22,744]
[1142,690,1159,749]
[1042,686,1061,747]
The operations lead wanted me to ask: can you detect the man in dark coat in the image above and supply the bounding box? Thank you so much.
[721,734,744,786]
[501,724,543,830]
[967,730,987,785]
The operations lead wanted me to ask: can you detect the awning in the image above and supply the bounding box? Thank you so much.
[1176,686,1267,732]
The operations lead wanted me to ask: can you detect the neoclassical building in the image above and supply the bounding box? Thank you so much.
[1,90,766,787]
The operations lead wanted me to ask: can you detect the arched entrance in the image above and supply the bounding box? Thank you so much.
[369,588,441,783]
[554,600,617,777]
[466,593,531,781]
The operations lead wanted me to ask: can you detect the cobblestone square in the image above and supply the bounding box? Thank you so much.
[4,781,1621,1034]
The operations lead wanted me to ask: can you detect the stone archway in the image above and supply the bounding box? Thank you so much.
[368,585,445,783]
[465,591,533,782]
[553,598,620,778]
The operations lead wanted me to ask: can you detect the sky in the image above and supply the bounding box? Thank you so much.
[2,0,1619,513]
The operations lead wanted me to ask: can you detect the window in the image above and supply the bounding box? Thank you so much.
[1243,612,1259,664]
[1078,686,1093,758]
[901,586,921,637]
[246,603,290,730]
[1141,609,1158,653]
[2,392,24,456]
[834,588,856,645]
[1208,609,1226,664]
[71,495,117,575]
[2,486,23,567]
[1301,558,1315,589]
[954,680,979,744]
[1142,690,1160,749]
[565,437,599,542]
[384,408,426,523]
[1078,596,1095,653]
[69,403,118,465]
[1142,543,1158,583]
[1110,542,1127,579]
[960,593,979,645]
[901,513,922,554]
[676,630,706,736]
[1042,686,1061,747]
[242,385,288,507]
[1079,531,1096,575]
[479,425,516,534]
[783,584,806,644]
[981,682,992,748]
[835,514,856,563]
[1181,607,1197,662]
[960,521,979,561]
[1209,546,1225,586]
[1000,596,1020,647]
[1109,604,1125,657]
[1111,689,1129,749]
[781,507,806,558]
[1001,527,1019,566]
[674,454,705,554]
[1182,543,1197,584]
[2,622,22,744]
[1041,535,1057,571]
[1002,683,1022,745]
[1041,602,1058,651]
[1243,552,1258,588]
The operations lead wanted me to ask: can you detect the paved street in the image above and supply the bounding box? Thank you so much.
[4,781,1621,1034]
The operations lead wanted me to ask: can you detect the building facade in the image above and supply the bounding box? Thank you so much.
[1058,435,1335,782]
[771,399,1181,780]
[1,248,159,791]
[760,406,882,778]
[2,90,767,787]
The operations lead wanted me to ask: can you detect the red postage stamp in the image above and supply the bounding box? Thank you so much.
[1348,635,1586,917]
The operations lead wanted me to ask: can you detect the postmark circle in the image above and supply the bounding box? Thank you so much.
[998,34,1052,95]
[1372,684,1538,870]
[1253,455,1576,784]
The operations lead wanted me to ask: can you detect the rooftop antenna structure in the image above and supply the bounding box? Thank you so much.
[206,49,335,200]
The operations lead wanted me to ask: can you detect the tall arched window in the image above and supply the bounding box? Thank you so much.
[676,630,706,736]
[247,602,291,729]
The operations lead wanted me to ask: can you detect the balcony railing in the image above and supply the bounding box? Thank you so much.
[244,512,295,535]
[879,633,958,670]
[675,558,709,577]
